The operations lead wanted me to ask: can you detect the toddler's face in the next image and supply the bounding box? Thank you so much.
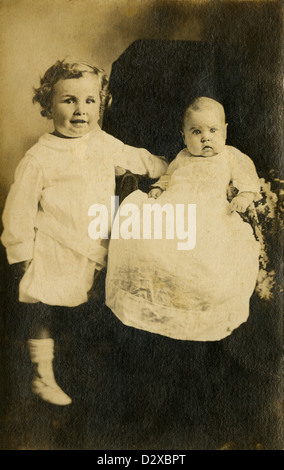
[49,74,101,138]
[182,107,227,157]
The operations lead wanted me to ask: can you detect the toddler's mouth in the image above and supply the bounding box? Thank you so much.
[71,119,87,124]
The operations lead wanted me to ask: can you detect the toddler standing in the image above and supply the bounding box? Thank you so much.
[1,60,168,405]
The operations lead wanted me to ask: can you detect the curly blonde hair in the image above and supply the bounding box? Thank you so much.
[33,59,112,118]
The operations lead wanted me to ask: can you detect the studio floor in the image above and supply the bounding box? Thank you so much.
[1,292,282,451]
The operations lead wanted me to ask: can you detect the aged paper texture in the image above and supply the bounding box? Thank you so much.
[0,0,283,451]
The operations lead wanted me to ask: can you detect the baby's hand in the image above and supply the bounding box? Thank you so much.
[148,188,164,199]
[230,192,254,213]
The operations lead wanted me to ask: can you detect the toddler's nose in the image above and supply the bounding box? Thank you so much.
[74,102,86,115]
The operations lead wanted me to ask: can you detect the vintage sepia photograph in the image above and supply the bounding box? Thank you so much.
[0,0,283,452]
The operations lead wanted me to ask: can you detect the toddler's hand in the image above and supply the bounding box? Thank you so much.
[18,259,32,273]
[148,188,164,199]
[230,192,254,213]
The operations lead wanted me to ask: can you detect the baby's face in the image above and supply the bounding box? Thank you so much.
[50,74,101,138]
[182,107,227,157]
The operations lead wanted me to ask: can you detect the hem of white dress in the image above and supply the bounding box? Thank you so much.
[106,283,249,342]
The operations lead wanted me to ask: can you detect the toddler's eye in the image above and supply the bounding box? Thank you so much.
[64,98,74,104]
[86,98,95,104]
[193,129,201,135]
[210,128,216,133]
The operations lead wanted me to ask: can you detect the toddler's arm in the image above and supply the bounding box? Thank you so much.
[1,155,42,264]
[148,158,179,198]
[107,133,168,179]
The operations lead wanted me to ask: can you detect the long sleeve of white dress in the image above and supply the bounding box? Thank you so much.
[227,146,261,199]
[1,156,43,264]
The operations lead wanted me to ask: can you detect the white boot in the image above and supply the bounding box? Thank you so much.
[28,338,72,406]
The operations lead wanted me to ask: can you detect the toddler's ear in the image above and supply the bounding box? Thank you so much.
[45,107,53,120]
[180,130,185,144]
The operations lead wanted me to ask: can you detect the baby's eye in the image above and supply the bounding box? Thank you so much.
[64,98,75,104]
[192,129,201,135]
[86,98,95,104]
[210,128,216,133]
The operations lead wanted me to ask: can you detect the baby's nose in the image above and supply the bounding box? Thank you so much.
[201,133,210,142]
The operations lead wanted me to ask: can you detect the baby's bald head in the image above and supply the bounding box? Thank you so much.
[182,97,226,130]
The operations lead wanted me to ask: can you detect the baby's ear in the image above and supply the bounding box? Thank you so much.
[180,130,185,143]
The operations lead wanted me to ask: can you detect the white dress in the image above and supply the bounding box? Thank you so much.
[1,126,168,307]
[106,146,261,341]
